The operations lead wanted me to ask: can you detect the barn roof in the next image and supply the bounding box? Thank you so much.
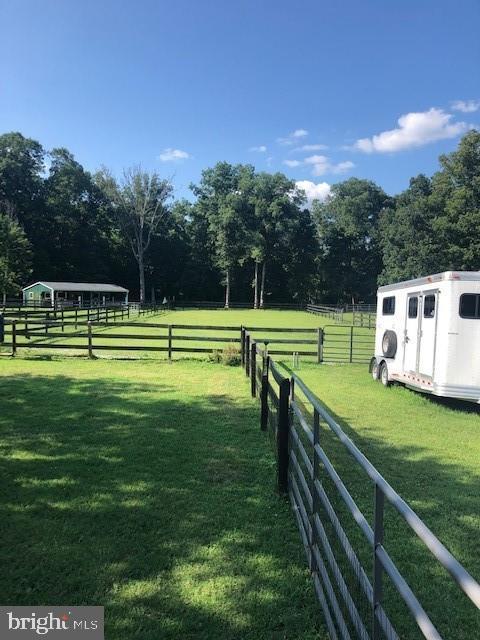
[22,281,129,293]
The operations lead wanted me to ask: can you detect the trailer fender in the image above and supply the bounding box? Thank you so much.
[382,330,397,358]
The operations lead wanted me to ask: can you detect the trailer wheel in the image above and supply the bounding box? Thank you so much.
[370,358,380,380]
[382,330,397,358]
[380,361,390,387]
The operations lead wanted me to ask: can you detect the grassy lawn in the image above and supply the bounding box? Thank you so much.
[285,362,480,638]
[2,308,373,363]
[0,357,326,640]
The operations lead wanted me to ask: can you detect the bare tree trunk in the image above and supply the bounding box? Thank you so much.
[2,291,6,307]
[224,269,230,309]
[253,262,259,309]
[259,261,266,309]
[138,252,146,304]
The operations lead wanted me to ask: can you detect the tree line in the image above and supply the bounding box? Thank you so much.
[0,130,479,305]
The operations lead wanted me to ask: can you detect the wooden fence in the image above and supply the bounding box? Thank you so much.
[242,330,480,640]
[0,316,375,363]
[307,303,344,323]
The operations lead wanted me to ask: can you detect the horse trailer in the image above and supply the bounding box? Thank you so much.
[370,271,480,402]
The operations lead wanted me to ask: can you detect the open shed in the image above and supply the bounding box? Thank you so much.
[22,282,129,307]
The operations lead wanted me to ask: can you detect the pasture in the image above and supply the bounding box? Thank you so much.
[285,362,480,638]
[1,307,479,638]
[1,308,374,363]
[0,357,325,640]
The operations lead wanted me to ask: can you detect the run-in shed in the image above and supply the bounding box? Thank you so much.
[22,282,129,307]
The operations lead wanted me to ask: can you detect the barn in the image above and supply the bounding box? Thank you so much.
[22,281,129,307]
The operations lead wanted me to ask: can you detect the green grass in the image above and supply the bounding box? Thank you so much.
[2,308,373,363]
[0,357,326,640]
[285,362,480,639]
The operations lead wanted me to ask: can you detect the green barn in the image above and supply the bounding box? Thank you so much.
[22,281,129,307]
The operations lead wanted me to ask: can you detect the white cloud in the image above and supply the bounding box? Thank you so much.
[292,128,308,138]
[296,180,331,208]
[354,108,468,153]
[283,153,354,176]
[249,145,267,152]
[451,99,480,113]
[158,148,191,162]
[293,143,329,152]
[277,128,309,145]
[304,155,354,176]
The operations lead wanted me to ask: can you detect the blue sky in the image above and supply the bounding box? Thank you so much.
[1,0,479,204]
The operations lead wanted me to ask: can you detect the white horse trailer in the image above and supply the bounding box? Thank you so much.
[370,271,480,402]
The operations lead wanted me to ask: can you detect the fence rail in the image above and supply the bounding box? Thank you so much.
[352,311,377,329]
[307,303,344,323]
[241,329,480,640]
[0,315,375,363]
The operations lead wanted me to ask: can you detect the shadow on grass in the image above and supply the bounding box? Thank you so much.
[0,371,323,640]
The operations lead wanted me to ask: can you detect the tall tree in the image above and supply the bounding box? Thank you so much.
[249,172,307,307]
[192,162,253,307]
[98,167,173,303]
[431,129,480,270]
[312,178,389,303]
[0,208,32,304]
[378,175,437,283]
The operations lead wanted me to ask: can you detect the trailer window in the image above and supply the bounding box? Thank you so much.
[382,296,395,315]
[423,295,436,318]
[459,294,480,318]
[408,297,418,318]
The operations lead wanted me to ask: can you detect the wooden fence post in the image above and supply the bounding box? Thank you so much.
[317,328,323,364]
[245,332,250,377]
[12,320,17,356]
[168,325,173,361]
[250,341,256,397]
[106,307,109,324]
[350,326,354,363]
[0,314,4,344]
[75,308,78,329]
[240,326,245,366]
[45,312,50,335]
[87,321,93,359]
[260,355,269,431]
[127,304,130,319]
[61,308,64,332]
[277,376,291,494]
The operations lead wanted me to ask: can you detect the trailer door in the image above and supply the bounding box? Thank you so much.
[404,294,420,372]
[418,291,438,378]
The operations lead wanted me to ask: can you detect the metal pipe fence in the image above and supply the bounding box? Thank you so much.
[241,329,480,640]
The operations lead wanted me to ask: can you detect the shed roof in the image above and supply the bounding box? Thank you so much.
[23,281,129,293]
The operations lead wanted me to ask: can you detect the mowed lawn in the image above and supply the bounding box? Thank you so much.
[286,362,480,638]
[0,358,326,640]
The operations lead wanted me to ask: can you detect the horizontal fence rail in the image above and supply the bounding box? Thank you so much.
[307,303,344,323]
[242,329,480,640]
[1,315,375,364]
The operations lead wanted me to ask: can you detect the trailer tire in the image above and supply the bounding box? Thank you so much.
[382,330,397,358]
[380,361,390,387]
[370,358,380,380]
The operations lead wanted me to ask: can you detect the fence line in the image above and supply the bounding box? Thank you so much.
[0,317,375,363]
[241,329,480,640]
[307,303,344,323]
